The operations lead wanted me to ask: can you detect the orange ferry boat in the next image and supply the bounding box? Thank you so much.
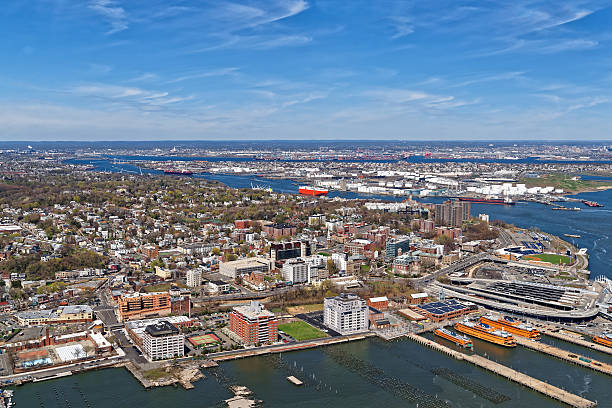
[593,333,612,348]
[434,328,473,348]
[479,315,541,340]
[455,320,516,347]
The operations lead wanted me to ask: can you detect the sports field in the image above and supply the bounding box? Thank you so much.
[188,333,221,347]
[278,320,327,341]
[523,253,571,264]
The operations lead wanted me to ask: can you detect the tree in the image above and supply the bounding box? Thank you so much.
[434,234,456,253]
[326,259,338,275]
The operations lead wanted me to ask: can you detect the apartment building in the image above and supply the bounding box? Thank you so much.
[117,292,171,322]
[229,301,278,345]
[323,293,369,335]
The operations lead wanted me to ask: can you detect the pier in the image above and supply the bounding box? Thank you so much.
[514,336,612,376]
[406,333,597,408]
[543,329,612,356]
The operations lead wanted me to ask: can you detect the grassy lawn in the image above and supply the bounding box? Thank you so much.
[142,368,170,381]
[286,303,324,315]
[278,320,327,341]
[143,283,172,292]
[519,173,612,193]
[143,282,187,292]
[523,253,571,264]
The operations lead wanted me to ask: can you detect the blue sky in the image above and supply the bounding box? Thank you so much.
[1,0,611,140]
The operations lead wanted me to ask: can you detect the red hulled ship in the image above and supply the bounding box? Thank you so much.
[298,186,329,196]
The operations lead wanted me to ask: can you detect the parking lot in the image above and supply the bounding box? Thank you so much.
[295,312,341,337]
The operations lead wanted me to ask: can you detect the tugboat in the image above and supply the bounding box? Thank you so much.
[583,200,603,207]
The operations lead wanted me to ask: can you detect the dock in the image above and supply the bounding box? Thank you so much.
[406,333,597,408]
[543,329,612,356]
[514,336,612,376]
[287,375,303,385]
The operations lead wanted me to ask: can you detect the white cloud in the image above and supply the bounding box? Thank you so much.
[70,83,194,111]
[166,68,240,84]
[388,16,414,39]
[88,0,128,35]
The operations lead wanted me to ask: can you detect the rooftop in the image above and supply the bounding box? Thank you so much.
[233,301,274,319]
[145,320,179,337]
[58,305,93,315]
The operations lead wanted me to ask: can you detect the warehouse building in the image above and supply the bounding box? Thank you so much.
[219,257,272,280]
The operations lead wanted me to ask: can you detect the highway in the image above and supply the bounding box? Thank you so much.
[410,252,490,287]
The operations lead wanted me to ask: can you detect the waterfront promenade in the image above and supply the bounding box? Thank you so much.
[209,332,375,362]
[406,333,597,408]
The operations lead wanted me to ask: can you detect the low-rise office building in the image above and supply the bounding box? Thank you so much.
[16,305,94,326]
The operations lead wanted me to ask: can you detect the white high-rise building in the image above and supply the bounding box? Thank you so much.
[186,269,202,287]
[282,258,310,284]
[323,293,369,335]
[142,320,185,361]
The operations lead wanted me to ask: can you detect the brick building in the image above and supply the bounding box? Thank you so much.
[229,301,278,345]
[117,292,171,322]
[263,223,296,239]
[434,200,471,227]
[367,296,389,310]
[344,239,373,256]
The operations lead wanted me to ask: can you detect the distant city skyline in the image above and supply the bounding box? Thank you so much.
[1,0,611,140]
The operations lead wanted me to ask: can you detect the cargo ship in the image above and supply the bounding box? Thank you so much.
[458,197,515,205]
[593,333,612,348]
[455,320,516,347]
[583,200,603,207]
[479,315,541,340]
[298,186,329,196]
[163,169,193,175]
[434,328,473,348]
